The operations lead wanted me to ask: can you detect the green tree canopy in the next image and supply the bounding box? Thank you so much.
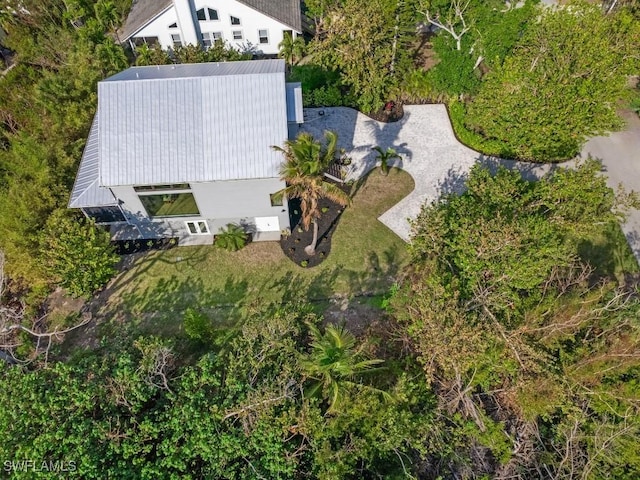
[393,161,640,476]
[310,0,420,112]
[465,1,640,160]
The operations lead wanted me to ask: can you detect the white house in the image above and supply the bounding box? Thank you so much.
[119,0,303,56]
[68,59,304,246]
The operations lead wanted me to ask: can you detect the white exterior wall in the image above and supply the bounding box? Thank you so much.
[193,0,298,55]
[174,0,199,45]
[110,177,290,242]
[132,8,182,49]
[130,0,301,55]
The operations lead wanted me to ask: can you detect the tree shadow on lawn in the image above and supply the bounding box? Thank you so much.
[264,244,403,308]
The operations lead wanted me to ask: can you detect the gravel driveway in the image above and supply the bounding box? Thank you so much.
[300,105,551,241]
[581,109,640,264]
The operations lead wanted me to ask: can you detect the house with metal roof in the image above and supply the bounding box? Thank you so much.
[119,0,303,56]
[69,59,304,245]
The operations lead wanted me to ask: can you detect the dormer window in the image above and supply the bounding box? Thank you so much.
[197,8,218,21]
[230,15,241,25]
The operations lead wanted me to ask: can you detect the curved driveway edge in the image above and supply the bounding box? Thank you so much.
[581,109,640,264]
[300,105,553,241]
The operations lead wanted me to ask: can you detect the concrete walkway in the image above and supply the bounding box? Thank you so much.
[301,105,551,241]
[581,109,640,263]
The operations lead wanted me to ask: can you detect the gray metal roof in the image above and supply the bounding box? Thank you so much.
[119,0,302,41]
[105,59,284,82]
[68,115,118,208]
[119,0,173,42]
[239,0,302,32]
[98,60,289,187]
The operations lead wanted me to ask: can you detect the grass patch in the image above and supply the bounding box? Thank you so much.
[95,168,415,338]
[447,99,514,158]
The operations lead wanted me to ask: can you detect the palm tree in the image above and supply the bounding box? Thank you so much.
[95,38,128,76]
[300,323,386,414]
[214,223,248,251]
[278,32,306,67]
[272,131,350,256]
[372,146,401,176]
[94,0,121,43]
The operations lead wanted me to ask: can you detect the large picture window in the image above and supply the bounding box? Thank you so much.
[139,193,200,217]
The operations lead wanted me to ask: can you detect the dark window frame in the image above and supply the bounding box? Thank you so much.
[270,193,283,207]
[197,7,219,21]
[134,183,191,192]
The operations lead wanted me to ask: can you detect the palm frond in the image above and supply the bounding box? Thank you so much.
[319,182,351,207]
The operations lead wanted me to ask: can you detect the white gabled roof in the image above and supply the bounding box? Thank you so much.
[97,59,289,187]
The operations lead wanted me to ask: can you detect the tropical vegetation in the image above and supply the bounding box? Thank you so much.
[272,131,351,255]
[1,0,640,478]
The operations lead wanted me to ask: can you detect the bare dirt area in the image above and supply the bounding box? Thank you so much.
[413,33,438,71]
[56,252,148,353]
[322,296,386,337]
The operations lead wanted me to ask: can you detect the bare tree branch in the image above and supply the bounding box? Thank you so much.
[420,0,471,51]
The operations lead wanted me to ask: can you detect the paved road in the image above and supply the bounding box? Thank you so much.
[581,109,640,264]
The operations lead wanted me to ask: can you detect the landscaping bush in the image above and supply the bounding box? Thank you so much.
[427,36,481,97]
[214,223,248,252]
[394,69,446,104]
[183,307,214,344]
[289,64,341,92]
[289,64,354,108]
[447,99,514,158]
[306,85,344,107]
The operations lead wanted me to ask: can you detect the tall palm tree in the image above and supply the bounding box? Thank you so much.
[278,32,306,67]
[300,323,386,414]
[272,131,350,256]
[372,146,401,176]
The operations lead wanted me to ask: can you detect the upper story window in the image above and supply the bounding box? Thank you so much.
[197,8,218,21]
[136,184,199,218]
[230,15,241,25]
[258,29,269,44]
[232,30,243,41]
[139,193,200,218]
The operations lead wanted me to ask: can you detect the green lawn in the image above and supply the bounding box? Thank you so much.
[95,168,415,337]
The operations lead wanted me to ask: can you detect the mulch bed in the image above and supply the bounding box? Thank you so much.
[366,101,404,123]
[280,181,350,268]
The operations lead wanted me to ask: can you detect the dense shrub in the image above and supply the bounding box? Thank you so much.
[40,210,119,298]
